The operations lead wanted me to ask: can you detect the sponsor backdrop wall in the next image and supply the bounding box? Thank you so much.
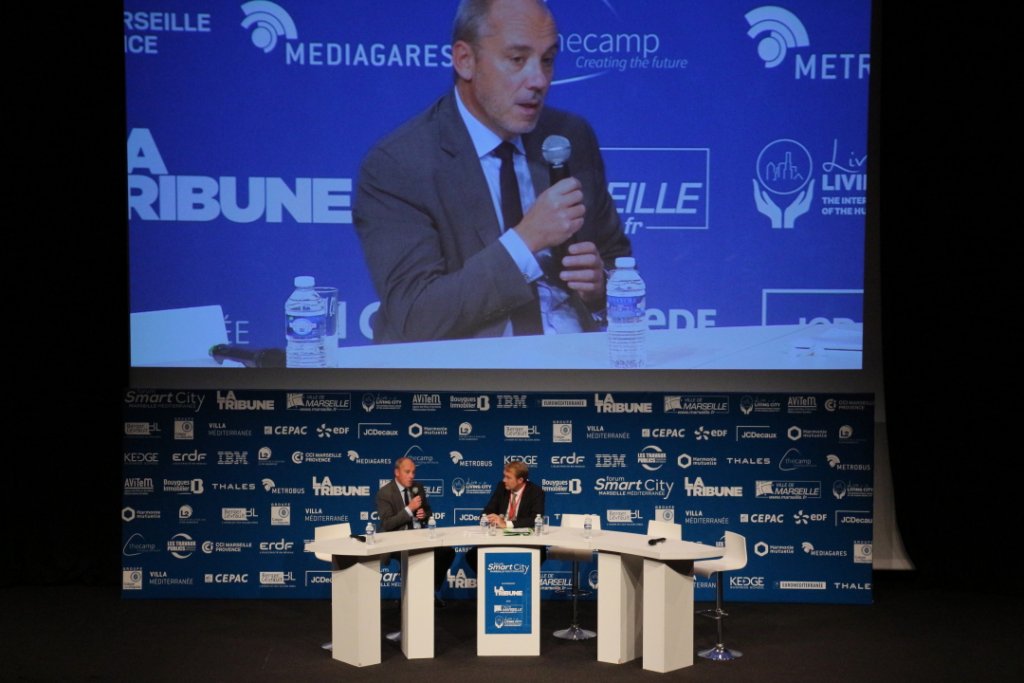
[125,0,871,364]
[122,390,874,603]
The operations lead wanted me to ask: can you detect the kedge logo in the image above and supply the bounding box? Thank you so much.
[127,128,352,224]
[604,148,709,233]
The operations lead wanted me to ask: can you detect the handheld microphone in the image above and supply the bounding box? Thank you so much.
[541,134,576,286]
[410,484,422,499]
[542,134,572,184]
[209,344,286,368]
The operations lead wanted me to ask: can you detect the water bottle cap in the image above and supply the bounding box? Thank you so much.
[614,257,635,269]
[294,275,316,288]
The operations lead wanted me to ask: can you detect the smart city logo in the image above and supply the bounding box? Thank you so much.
[745,6,869,80]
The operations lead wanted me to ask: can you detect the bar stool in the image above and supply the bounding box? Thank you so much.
[694,531,747,661]
[313,522,352,651]
[549,513,601,640]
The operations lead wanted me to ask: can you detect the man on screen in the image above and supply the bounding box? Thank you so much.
[376,456,456,603]
[354,0,631,343]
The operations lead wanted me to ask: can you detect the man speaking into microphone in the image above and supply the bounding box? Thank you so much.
[354,0,631,343]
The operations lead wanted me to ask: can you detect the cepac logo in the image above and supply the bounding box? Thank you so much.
[745,6,809,69]
[754,139,814,229]
[241,1,298,53]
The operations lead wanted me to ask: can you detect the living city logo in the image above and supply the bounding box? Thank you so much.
[754,138,814,229]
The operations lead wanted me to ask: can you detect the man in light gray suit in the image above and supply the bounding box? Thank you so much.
[354,0,631,344]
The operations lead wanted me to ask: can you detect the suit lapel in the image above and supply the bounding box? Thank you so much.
[437,94,502,249]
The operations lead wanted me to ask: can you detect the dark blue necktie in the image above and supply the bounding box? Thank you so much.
[494,142,542,335]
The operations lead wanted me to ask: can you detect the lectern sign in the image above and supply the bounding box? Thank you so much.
[484,552,533,635]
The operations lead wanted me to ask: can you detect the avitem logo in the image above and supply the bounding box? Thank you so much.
[241,1,297,53]
[745,6,809,69]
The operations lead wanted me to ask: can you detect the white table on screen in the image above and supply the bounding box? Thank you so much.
[332,323,862,369]
[306,526,721,673]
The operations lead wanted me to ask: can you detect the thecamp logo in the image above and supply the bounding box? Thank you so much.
[241,1,297,53]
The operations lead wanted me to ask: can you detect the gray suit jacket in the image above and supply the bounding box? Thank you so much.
[354,91,631,344]
[376,479,435,532]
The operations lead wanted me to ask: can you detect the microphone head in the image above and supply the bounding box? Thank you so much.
[542,135,571,166]
[410,485,421,497]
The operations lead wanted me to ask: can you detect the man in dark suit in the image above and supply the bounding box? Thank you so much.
[354,0,631,343]
[482,460,545,529]
[467,460,546,574]
[376,456,456,601]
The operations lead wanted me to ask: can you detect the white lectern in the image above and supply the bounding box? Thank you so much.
[476,547,540,656]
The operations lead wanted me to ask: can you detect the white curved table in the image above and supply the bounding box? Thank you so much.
[306,526,721,673]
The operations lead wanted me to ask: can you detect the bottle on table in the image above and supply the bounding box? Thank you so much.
[365,521,375,545]
[583,515,593,539]
[285,275,327,368]
[606,257,647,368]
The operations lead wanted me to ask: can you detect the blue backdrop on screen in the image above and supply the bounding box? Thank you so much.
[121,390,874,604]
[124,1,871,363]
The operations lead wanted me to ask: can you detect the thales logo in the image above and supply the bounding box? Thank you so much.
[745,6,869,80]
[127,128,352,224]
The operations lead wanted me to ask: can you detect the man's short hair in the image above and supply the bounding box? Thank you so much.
[453,0,490,47]
[452,0,551,46]
[504,460,529,482]
[394,456,414,471]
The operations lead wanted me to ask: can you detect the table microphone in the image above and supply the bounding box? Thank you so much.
[209,344,286,368]
[648,537,666,545]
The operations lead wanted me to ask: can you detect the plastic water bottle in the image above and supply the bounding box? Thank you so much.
[480,514,488,535]
[365,521,375,546]
[427,516,437,539]
[285,276,327,368]
[583,515,592,539]
[606,257,647,368]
